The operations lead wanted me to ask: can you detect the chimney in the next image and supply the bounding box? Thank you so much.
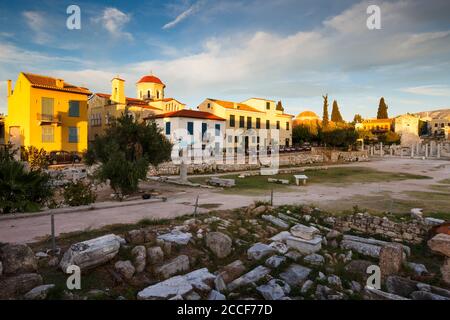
[111,76,126,105]
[55,79,64,88]
[7,80,12,97]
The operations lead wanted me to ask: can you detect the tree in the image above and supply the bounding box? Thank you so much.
[85,111,172,199]
[0,144,53,213]
[321,128,358,148]
[276,101,284,111]
[331,100,344,123]
[378,131,400,145]
[293,125,313,144]
[353,114,363,124]
[322,94,329,127]
[377,97,389,119]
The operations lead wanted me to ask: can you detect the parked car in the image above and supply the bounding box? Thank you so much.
[48,151,81,165]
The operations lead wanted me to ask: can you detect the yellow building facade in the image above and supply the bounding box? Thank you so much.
[5,73,91,153]
[355,118,393,133]
[88,74,185,141]
[197,98,293,149]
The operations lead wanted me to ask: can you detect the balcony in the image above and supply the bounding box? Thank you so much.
[37,113,62,125]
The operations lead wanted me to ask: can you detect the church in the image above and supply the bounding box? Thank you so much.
[88,74,186,141]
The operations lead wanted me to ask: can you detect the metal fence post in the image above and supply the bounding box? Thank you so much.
[51,214,56,253]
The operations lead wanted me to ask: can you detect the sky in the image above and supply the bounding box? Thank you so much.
[0,0,449,120]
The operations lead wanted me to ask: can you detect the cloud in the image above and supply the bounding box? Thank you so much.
[163,0,205,29]
[22,11,52,44]
[94,7,133,40]
[400,85,450,97]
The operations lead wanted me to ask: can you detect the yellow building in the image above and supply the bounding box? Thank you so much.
[5,72,91,153]
[355,118,393,133]
[197,98,293,149]
[88,74,185,141]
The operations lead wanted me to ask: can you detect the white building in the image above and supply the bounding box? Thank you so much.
[150,109,226,163]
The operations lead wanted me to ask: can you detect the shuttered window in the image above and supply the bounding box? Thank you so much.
[69,101,80,117]
[41,97,54,120]
[42,126,54,143]
[69,127,79,143]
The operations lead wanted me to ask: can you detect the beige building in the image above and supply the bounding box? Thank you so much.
[88,74,185,141]
[430,116,450,139]
[197,98,293,151]
[394,114,420,136]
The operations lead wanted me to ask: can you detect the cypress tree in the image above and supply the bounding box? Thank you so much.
[377,97,389,119]
[322,94,329,127]
[331,100,344,123]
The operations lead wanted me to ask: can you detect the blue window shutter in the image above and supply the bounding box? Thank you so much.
[215,124,220,136]
[202,123,207,138]
[69,127,78,143]
[165,122,171,135]
[187,122,194,135]
[69,101,80,117]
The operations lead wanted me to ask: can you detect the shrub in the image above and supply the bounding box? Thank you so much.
[22,146,49,170]
[63,181,97,207]
[0,148,53,213]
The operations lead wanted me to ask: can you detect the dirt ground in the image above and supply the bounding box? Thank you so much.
[0,157,449,244]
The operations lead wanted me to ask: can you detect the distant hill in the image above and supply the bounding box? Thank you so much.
[413,108,450,119]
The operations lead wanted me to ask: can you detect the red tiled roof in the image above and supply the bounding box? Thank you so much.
[152,109,225,121]
[96,93,111,99]
[23,72,91,95]
[208,98,263,113]
[137,75,165,87]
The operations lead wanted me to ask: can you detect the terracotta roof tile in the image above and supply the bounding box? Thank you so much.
[151,109,225,121]
[208,99,263,113]
[23,72,91,95]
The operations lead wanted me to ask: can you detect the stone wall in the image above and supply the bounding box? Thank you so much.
[149,152,324,176]
[311,148,369,162]
[332,213,430,244]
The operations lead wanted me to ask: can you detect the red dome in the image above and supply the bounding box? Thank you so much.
[137,75,165,87]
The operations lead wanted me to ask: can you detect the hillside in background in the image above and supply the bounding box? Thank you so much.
[413,108,450,119]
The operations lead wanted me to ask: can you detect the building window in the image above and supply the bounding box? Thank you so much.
[266,102,270,110]
[165,122,171,135]
[69,127,79,143]
[187,122,194,135]
[247,117,252,129]
[215,124,221,136]
[91,113,102,127]
[207,103,211,109]
[202,123,207,138]
[276,121,280,129]
[286,122,290,131]
[234,136,238,143]
[41,97,54,120]
[229,115,235,127]
[256,118,261,129]
[69,101,80,117]
[42,126,54,143]
[239,116,245,128]
[147,90,151,98]
[157,91,160,99]
[266,120,270,129]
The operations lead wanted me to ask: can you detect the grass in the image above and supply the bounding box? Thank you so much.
[189,167,431,195]
[438,179,450,185]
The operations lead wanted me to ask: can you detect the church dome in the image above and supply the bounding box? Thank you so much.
[296,111,319,119]
[137,75,165,87]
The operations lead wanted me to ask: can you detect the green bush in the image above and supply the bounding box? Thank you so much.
[0,148,53,213]
[22,146,49,170]
[63,181,97,206]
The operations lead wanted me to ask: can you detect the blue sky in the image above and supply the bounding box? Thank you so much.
[1,0,449,120]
